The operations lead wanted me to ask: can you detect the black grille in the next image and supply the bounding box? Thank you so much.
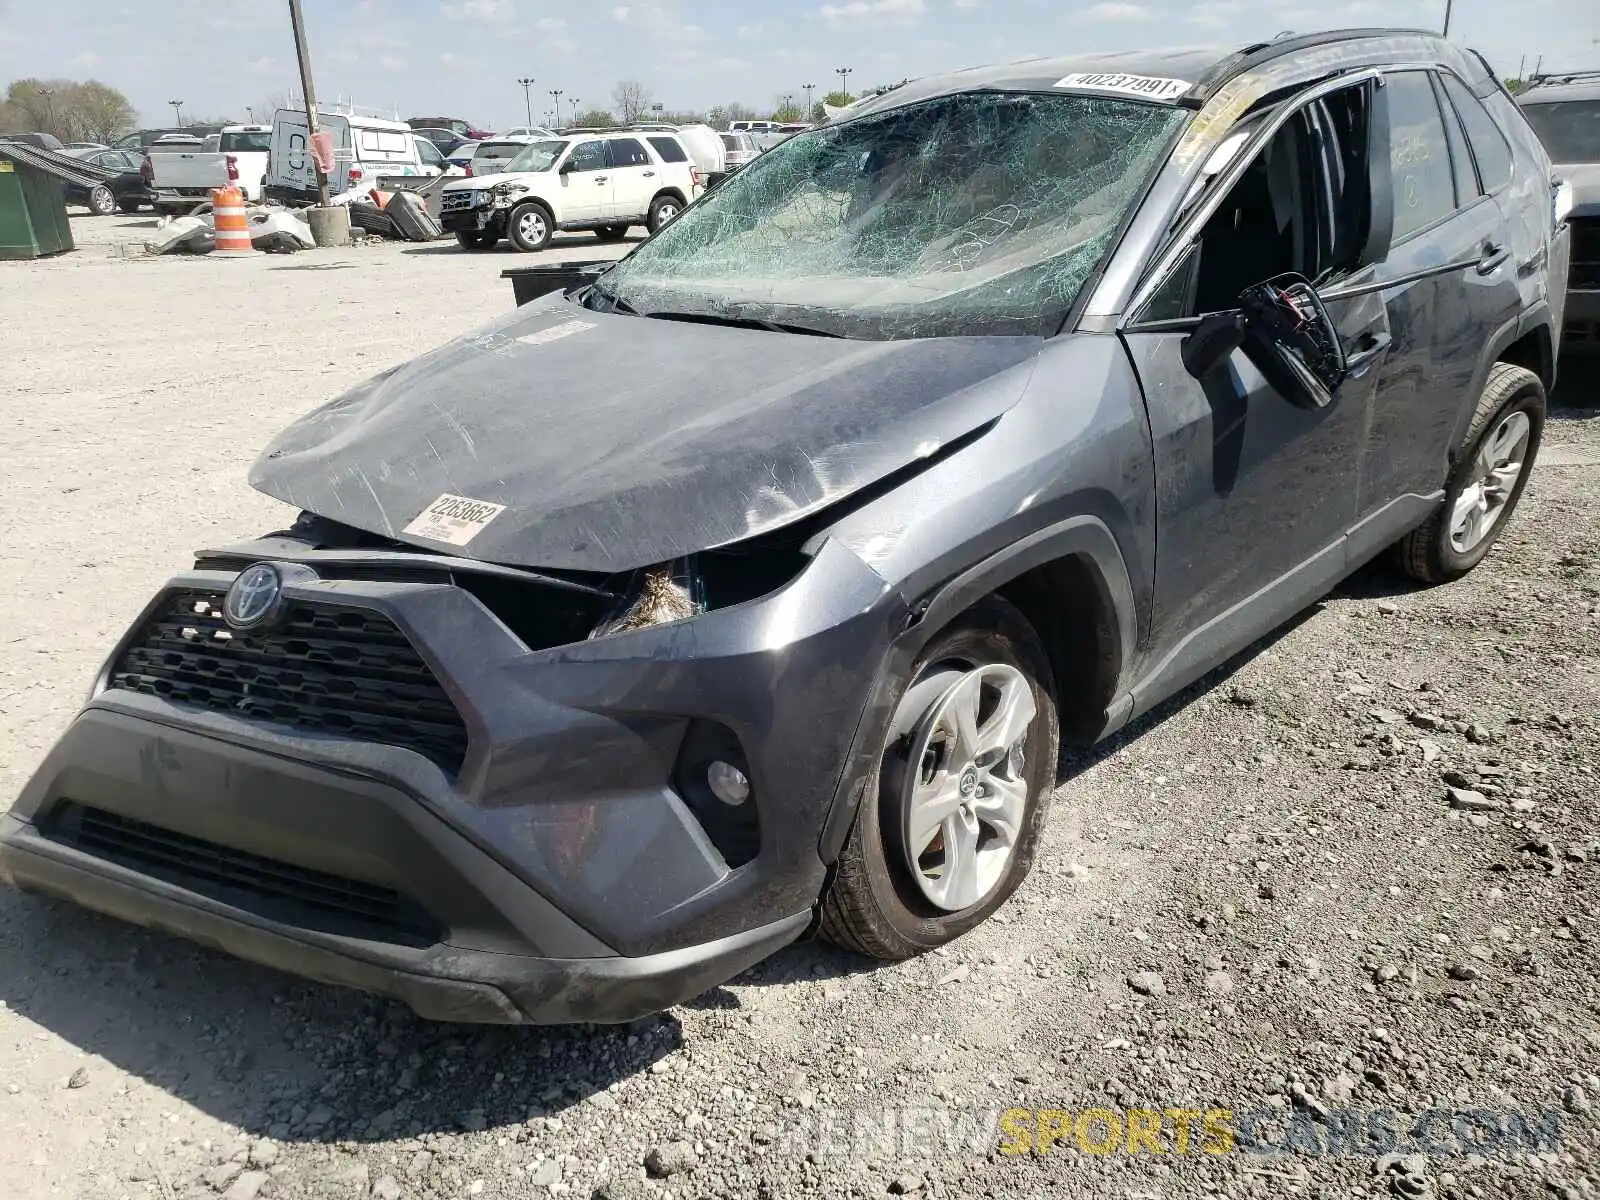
[110,589,468,773]
[1572,217,1600,291]
[46,803,438,943]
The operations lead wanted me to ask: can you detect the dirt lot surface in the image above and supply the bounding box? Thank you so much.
[2,213,1598,1200]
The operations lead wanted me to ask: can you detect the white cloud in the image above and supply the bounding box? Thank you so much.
[244,55,278,75]
[819,0,926,26]
[68,51,101,71]
[611,5,630,20]
[1186,0,1242,25]
[379,55,407,71]
[1079,1,1152,19]
[953,0,981,8]
[441,0,512,21]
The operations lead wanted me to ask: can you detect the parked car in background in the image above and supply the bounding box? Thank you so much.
[266,108,435,205]
[1,131,65,151]
[719,131,759,170]
[64,141,109,151]
[440,130,697,250]
[62,148,152,215]
[498,126,558,139]
[1519,73,1599,352]
[407,116,491,141]
[729,119,779,134]
[411,134,459,176]
[143,143,230,215]
[411,127,467,156]
[218,125,272,201]
[457,137,537,178]
[115,127,223,150]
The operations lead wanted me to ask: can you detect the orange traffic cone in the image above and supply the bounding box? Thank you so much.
[210,186,253,256]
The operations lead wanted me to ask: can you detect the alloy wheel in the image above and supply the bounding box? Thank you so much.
[517,209,547,244]
[1450,410,1531,553]
[897,663,1036,912]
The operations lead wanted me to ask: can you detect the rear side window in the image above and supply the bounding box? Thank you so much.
[609,137,651,167]
[1440,74,1513,192]
[567,140,609,172]
[1520,99,1600,163]
[647,135,687,163]
[1385,71,1459,241]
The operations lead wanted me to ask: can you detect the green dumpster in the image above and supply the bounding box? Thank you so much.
[0,157,75,259]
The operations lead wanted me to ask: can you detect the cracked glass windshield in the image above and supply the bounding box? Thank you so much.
[502,139,569,173]
[593,91,1186,338]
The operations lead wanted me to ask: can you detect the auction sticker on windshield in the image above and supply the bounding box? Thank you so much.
[1054,72,1190,102]
[403,493,507,547]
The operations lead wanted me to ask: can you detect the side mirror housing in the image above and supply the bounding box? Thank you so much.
[1181,275,1348,411]
[558,159,575,175]
[1180,311,1248,379]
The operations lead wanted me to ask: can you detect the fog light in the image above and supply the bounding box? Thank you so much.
[707,760,751,807]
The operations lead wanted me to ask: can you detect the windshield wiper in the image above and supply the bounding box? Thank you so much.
[639,310,845,338]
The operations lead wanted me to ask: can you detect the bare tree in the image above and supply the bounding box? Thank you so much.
[611,80,652,124]
[71,81,136,142]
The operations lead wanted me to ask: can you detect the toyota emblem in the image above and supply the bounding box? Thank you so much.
[223,563,285,631]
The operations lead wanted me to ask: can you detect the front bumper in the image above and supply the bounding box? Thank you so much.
[440,206,503,235]
[3,539,905,1022]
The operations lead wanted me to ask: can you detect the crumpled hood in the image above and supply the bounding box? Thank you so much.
[250,299,1044,573]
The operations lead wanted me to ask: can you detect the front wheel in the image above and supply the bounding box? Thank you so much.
[117,198,144,214]
[88,185,117,216]
[507,201,553,252]
[646,194,682,234]
[455,230,498,250]
[820,596,1059,961]
[1393,362,1545,584]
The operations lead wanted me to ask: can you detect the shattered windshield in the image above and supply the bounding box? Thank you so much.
[1521,100,1600,163]
[594,91,1185,338]
[502,139,569,174]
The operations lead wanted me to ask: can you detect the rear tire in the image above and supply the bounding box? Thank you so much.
[595,224,628,241]
[820,596,1058,961]
[646,194,682,234]
[1393,362,1544,584]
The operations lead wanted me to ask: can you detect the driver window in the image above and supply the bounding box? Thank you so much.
[1143,83,1374,320]
[567,140,609,173]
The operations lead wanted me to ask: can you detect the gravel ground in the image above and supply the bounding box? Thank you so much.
[1,213,1597,1200]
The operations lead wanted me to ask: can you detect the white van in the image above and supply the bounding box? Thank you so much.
[265,107,431,205]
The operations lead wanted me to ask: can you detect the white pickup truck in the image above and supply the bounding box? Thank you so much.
[144,125,272,213]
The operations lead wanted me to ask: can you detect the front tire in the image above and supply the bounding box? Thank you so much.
[646,194,682,234]
[1394,362,1544,583]
[820,596,1058,961]
[507,201,553,252]
[455,230,498,250]
[88,185,117,216]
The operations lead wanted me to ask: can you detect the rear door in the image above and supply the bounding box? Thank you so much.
[603,136,656,221]
[1353,70,1523,535]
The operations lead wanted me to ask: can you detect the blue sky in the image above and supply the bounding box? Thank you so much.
[1,0,1594,129]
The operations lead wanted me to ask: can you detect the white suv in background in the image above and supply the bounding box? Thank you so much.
[439,131,700,251]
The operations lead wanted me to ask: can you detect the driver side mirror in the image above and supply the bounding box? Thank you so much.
[559,159,575,175]
[1180,275,1348,411]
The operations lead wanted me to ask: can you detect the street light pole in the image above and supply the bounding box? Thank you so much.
[287,0,330,209]
[569,97,580,123]
[1442,0,1453,36]
[835,66,851,97]
[803,82,816,117]
[550,89,563,127]
[517,76,536,126]
[168,98,185,125]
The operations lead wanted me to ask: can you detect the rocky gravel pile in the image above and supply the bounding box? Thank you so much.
[3,256,1596,1200]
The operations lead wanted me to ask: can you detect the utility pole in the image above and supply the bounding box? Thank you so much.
[569,97,580,123]
[517,76,536,126]
[802,82,816,117]
[1442,0,1452,37]
[39,88,56,136]
[168,98,185,125]
[287,0,334,216]
[549,89,563,127]
[835,66,851,98]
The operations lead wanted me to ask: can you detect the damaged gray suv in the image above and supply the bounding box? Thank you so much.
[3,30,1572,1024]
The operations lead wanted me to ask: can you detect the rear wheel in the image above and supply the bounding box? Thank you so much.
[507,201,553,252]
[88,185,117,216]
[1394,362,1544,583]
[820,596,1058,960]
[595,224,629,241]
[646,194,682,234]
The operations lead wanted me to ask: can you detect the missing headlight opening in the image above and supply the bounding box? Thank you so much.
[589,558,705,638]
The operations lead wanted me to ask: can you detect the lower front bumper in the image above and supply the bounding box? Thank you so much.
[1562,288,1600,352]
[1,815,807,1024]
[440,208,501,234]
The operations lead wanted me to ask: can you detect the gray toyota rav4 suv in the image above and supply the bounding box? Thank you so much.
[3,30,1571,1024]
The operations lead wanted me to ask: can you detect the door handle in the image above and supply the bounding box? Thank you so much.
[1344,330,1392,375]
[643,170,655,177]
[1476,242,1509,276]
[595,176,608,184]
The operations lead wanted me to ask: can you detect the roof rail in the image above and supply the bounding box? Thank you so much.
[1526,69,1600,87]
